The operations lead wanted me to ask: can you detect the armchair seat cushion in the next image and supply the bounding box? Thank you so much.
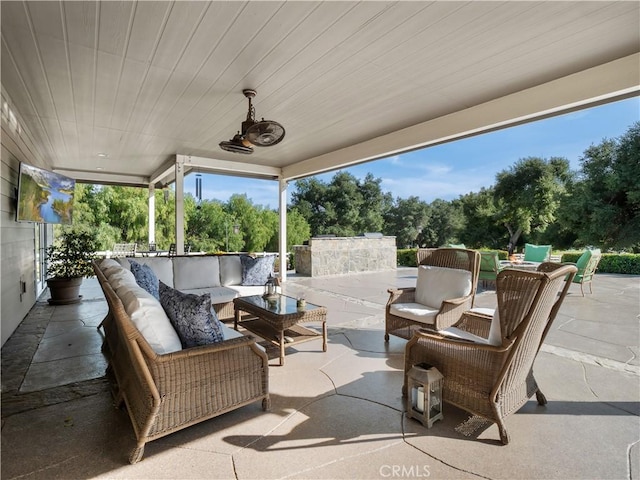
[389,303,439,325]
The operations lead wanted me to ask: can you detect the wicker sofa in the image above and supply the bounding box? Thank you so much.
[112,254,275,320]
[94,259,270,464]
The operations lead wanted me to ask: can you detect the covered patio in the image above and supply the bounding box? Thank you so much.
[1,1,639,284]
[2,268,638,479]
[1,3,639,478]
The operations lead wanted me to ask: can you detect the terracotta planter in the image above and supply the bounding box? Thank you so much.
[46,277,83,305]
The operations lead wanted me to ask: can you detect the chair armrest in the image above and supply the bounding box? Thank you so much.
[387,287,416,306]
[432,295,474,330]
[441,295,470,307]
[411,328,511,352]
[452,310,493,338]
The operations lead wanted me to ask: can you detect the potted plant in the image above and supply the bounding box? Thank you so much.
[46,227,98,305]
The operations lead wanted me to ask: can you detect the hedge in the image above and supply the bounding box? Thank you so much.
[560,252,640,275]
[397,249,640,275]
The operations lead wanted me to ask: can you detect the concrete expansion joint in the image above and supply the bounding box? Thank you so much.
[400,431,492,480]
[627,439,640,480]
[541,344,640,376]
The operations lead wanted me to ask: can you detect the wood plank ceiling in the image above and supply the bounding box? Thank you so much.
[1,1,639,186]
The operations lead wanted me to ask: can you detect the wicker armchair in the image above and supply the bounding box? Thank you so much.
[386,248,480,341]
[403,263,577,444]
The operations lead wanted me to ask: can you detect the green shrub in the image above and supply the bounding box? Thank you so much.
[598,254,640,275]
[397,249,417,267]
[561,252,640,275]
[560,252,583,263]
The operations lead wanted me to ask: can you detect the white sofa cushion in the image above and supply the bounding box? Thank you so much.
[100,258,122,270]
[219,255,243,286]
[107,267,138,291]
[181,286,241,305]
[137,257,175,288]
[219,323,266,352]
[229,285,271,297]
[116,257,175,288]
[115,283,182,354]
[415,265,472,308]
[220,322,244,340]
[182,285,273,305]
[389,303,439,325]
[173,256,221,290]
[443,308,502,346]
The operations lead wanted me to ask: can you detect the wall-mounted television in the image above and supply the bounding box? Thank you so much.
[16,162,75,224]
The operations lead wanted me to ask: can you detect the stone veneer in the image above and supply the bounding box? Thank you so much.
[293,236,396,277]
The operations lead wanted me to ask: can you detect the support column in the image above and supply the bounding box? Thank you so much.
[148,184,155,246]
[278,177,288,282]
[175,155,185,255]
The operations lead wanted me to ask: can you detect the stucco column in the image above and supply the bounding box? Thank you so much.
[175,155,185,255]
[148,184,155,246]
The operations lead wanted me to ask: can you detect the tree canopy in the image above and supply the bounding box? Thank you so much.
[493,157,571,250]
[69,121,639,254]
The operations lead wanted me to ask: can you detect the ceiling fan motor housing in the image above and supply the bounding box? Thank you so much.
[219,90,285,153]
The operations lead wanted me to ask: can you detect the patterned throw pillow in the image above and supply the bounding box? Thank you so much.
[158,282,224,348]
[129,260,159,300]
[240,255,275,286]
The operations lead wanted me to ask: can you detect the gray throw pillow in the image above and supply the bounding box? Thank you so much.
[159,282,224,348]
[240,255,275,286]
[129,260,159,300]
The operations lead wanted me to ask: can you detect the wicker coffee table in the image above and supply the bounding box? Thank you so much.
[233,295,327,366]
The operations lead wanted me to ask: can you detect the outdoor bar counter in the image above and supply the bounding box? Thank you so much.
[293,235,396,277]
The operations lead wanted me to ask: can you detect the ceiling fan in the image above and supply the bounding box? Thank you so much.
[219,89,285,154]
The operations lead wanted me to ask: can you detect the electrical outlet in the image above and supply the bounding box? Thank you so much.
[19,277,26,302]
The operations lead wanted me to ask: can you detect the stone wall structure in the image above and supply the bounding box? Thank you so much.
[293,236,396,277]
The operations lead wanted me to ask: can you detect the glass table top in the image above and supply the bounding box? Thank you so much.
[238,294,321,315]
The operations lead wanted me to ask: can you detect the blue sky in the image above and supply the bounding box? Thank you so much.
[186,97,639,209]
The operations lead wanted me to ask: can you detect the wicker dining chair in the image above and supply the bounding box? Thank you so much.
[385,248,481,341]
[403,263,577,444]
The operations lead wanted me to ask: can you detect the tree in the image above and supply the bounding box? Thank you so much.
[493,157,570,251]
[383,196,430,248]
[567,122,640,250]
[264,207,311,252]
[456,188,503,249]
[421,199,464,247]
[291,172,389,237]
[185,197,228,252]
[228,194,270,252]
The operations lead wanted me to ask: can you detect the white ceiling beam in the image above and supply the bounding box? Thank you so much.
[150,158,177,186]
[282,53,640,181]
[53,168,149,186]
[179,155,282,180]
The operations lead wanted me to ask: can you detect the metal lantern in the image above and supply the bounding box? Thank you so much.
[263,274,277,298]
[407,363,444,428]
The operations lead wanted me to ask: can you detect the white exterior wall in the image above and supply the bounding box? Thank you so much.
[1,92,51,346]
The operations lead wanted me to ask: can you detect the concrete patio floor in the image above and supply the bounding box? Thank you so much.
[1,267,639,479]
